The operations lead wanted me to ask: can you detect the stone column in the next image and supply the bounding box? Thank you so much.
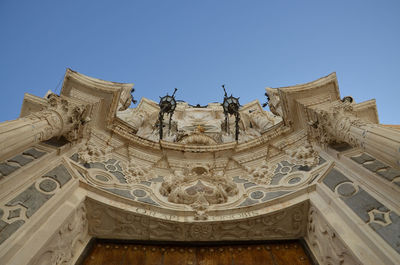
[0,94,89,160]
[308,101,400,167]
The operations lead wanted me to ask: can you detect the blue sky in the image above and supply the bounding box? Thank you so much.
[0,0,399,124]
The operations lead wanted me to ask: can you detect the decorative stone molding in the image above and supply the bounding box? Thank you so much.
[306,206,362,265]
[31,202,88,265]
[86,198,308,241]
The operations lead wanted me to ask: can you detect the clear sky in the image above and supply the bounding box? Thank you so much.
[0,0,399,124]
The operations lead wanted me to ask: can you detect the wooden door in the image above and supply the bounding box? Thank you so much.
[81,241,313,265]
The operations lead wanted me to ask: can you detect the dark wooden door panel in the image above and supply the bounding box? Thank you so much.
[81,241,313,265]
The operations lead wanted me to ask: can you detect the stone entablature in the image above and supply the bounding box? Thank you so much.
[0,69,399,265]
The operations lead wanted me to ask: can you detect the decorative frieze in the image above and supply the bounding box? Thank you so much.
[86,198,308,241]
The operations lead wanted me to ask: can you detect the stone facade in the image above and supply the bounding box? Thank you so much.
[0,69,399,264]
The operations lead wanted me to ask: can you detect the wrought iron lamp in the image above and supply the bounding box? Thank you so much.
[222,85,240,141]
[158,88,178,140]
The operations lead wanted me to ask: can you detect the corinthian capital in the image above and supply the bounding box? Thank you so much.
[308,100,367,147]
[34,93,91,141]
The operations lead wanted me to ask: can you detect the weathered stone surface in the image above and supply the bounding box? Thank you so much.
[133,189,146,197]
[42,136,69,147]
[329,142,352,152]
[369,212,400,254]
[95,175,109,182]
[6,184,53,218]
[243,182,257,189]
[70,153,79,162]
[103,188,136,200]
[322,168,351,192]
[149,176,164,182]
[337,182,357,197]
[239,198,259,206]
[7,208,21,219]
[250,191,264,199]
[8,154,33,166]
[137,196,159,206]
[288,177,301,184]
[261,190,291,201]
[363,160,388,172]
[377,168,400,182]
[39,179,57,192]
[0,162,19,176]
[110,171,127,184]
[233,176,247,183]
[43,165,72,187]
[351,153,375,164]
[0,209,25,244]
[342,188,386,223]
[22,148,46,159]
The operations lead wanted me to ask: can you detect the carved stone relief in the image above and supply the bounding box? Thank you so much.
[31,202,88,265]
[86,198,308,241]
[306,206,362,265]
[71,138,328,220]
[159,166,239,220]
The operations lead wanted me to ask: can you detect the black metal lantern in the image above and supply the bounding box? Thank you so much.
[158,88,177,140]
[222,85,240,141]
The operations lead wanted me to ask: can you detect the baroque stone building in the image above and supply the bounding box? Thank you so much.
[0,69,399,264]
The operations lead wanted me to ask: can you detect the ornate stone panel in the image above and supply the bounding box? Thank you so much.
[322,168,400,254]
[86,198,308,241]
[71,150,328,220]
[30,202,88,265]
[306,206,362,265]
[0,164,72,245]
